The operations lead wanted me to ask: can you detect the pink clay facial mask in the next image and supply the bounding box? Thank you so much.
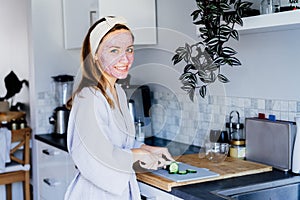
[96,30,134,79]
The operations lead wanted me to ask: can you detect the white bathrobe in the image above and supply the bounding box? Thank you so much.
[65,84,143,200]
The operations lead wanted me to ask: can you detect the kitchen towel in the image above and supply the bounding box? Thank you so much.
[0,127,11,172]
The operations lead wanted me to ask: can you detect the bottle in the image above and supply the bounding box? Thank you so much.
[292,116,300,174]
[11,119,18,130]
[19,118,27,129]
[136,119,145,142]
[261,0,273,14]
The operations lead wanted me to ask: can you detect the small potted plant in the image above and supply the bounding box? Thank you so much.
[172,0,252,101]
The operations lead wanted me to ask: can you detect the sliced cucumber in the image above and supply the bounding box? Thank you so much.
[186,169,197,173]
[166,162,179,174]
[165,162,197,175]
[178,170,188,175]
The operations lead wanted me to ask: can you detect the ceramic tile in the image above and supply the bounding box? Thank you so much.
[297,101,300,112]
[280,101,289,112]
[288,101,297,112]
[251,98,258,109]
[257,99,265,110]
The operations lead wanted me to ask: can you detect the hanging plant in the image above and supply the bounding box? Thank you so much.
[172,0,252,101]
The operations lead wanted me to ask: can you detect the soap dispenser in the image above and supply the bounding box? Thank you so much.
[292,116,300,174]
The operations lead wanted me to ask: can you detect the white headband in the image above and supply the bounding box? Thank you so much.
[90,16,128,56]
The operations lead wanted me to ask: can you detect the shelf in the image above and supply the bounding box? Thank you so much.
[236,10,300,34]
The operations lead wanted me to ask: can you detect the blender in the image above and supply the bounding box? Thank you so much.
[49,74,74,136]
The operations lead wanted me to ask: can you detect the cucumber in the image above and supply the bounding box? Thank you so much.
[166,162,179,174]
[186,169,197,173]
[178,170,188,175]
[165,162,197,175]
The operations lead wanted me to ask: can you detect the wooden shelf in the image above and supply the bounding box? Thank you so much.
[236,10,300,34]
[0,111,25,123]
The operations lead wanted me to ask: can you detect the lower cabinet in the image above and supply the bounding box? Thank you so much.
[36,140,77,200]
[138,182,183,200]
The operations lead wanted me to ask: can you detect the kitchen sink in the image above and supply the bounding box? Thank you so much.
[211,176,300,200]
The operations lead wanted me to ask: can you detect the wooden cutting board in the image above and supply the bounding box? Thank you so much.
[136,153,272,192]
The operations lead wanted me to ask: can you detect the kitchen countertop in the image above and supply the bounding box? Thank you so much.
[35,134,300,200]
[35,133,68,151]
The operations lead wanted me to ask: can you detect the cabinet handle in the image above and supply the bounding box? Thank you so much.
[42,149,60,156]
[140,194,156,200]
[89,11,97,26]
[43,178,61,187]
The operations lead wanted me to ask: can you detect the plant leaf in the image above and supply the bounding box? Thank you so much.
[175,46,185,54]
[184,64,196,72]
[207,37,219,47]
[171,54,181,65]
[213,56,226,65]
[199,85,207,98]
[179,72,194,80]
[230,30,239,41]
[220,2,231,10]
[222,47,237,56]
[191,10,201,21]
[217,74,230,83]
[227,57,242,66]
[197,69,207,78]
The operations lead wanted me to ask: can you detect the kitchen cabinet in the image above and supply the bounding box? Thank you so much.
[139,182,183,200]
[62,0,98,49]
[36,140,77,200]
[63,0,157,49]
[236,10,300,34]
[98,0,157,45]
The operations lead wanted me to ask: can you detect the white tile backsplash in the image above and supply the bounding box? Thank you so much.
[151,91,300,146]
[35,89,300,147]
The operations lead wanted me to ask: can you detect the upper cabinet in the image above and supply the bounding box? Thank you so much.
[62,0,98,49]
[98,0,157,45]
[236,10,300,34]
[62,0,157,49]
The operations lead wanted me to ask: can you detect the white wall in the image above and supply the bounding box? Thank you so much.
[223,28,300,101]
[0,0,30,108]
[133,1,300,102]
[29,0,81,134]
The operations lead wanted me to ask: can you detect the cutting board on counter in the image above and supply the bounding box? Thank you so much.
[152,162,219,182]
[136,153,272,191]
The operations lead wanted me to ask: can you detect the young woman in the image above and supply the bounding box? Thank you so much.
[64,16,174,200]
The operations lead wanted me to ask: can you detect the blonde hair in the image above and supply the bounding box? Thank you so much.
[66,18,133,109]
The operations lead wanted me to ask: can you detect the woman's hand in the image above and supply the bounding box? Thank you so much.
[131,148,162,170]
[141,144,175,163]
[131,145,175,170]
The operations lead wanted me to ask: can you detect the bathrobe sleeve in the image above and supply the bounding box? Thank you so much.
[67,88,135,196]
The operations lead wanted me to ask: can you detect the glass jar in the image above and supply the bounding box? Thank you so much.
[261,0,281,14]
[230,143,246,159]
[136,119,145,142]
[229,127,246,159]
